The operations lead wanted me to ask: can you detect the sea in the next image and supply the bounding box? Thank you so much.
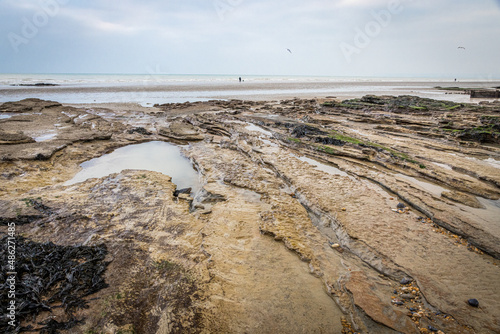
[0,73,497,106]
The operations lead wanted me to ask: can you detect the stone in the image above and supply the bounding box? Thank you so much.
[400,277,413,285]
[468,299,479,307]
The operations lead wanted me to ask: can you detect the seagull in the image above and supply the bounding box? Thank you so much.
[458,46,466,50]
[287,48,292,54]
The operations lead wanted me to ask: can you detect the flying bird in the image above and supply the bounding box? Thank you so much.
[458,46,466,50]
[287,48,292,54]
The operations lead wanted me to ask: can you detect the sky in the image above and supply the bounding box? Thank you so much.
[0,0,499,78]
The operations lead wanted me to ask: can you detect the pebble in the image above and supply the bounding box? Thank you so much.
[400,277,413,285]
[401,294,414,300]
[468,298,479,307]
[397,202,406,209]
[428,325,439,332]
[392,300,404,306]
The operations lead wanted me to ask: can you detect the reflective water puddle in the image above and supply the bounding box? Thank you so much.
[245,123,272,137]
[465,156,500,169]
[484,158,500,169]
[292,154,353,179]
[34,132,57,142]
[396,173,447,196]
[432,162,453,170]
[65,141,201,193]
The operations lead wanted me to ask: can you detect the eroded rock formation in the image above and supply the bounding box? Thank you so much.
[1,97,499,333]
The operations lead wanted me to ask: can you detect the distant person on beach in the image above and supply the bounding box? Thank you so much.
[239,77,242,82]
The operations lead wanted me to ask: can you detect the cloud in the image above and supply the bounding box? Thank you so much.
[0,0,498,77]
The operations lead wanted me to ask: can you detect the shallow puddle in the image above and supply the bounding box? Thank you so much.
[65,141,201,193]
[245,123,272,137]
[456,197,500,238]
[34,133,57,142]
[0,114,13,119]
[484,158,500,169]
[396,173,447,196]
[464,156,500,170]
[293,154,353,179]
[261,138,278,147]
[349,128,369,137]
[479,197,500,211]
[432,162,453,170]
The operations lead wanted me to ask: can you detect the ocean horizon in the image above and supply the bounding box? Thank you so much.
[1,73,497,86]
[1,73,498,106]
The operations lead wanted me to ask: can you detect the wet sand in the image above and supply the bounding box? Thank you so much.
[2,80,500,105]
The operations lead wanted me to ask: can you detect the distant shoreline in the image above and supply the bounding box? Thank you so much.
[1,75,499,105]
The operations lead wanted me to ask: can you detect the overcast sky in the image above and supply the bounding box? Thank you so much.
[1,0,499,78]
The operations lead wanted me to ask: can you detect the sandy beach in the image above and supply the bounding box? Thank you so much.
[1,89,499,333]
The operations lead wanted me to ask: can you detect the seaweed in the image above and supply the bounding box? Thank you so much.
[21,198,53,215]
[314,136,346,146]
[291,124,327,138]
[127,127,152,136]
[287,137,302,143]
[0,216,44,226]
[0,236,109,333]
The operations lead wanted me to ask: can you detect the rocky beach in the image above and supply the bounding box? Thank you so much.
[1,93,500,333]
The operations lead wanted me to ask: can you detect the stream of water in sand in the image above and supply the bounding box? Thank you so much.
[65,141,201,192]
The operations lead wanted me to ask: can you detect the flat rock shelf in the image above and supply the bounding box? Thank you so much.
[0,97,499,334]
